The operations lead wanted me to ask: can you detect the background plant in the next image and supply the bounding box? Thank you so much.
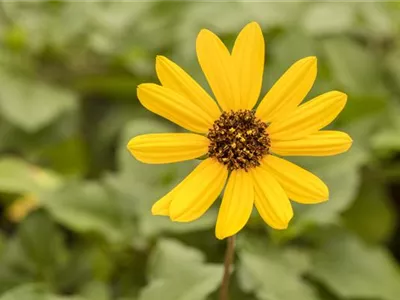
[0,1,399,300]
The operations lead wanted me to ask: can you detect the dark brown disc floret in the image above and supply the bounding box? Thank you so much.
[207,110,270,171]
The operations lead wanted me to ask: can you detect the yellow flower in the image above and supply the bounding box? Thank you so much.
[127,22,352,240]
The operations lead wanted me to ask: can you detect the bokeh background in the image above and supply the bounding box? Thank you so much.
[0,1,399,300]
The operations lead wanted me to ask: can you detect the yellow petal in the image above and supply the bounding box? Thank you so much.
[152,193,172,216]
[156,56,221,120]
[196,29,239,111]
[256,56,317,123]
[127,133,209,164]
[250,166,293,229]
[268,91,347,140]
[262,155,328,204]
[137,83,213,133]
[169,158,228,222]
[215,170,254,240]
[232,22,265,110]
[270,131,352,156]
[152,171,193,216]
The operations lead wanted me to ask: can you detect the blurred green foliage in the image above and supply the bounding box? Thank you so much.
[0,1,399,300]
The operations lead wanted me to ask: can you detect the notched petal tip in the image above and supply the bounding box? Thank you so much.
[151,192,174,216]
[312,175,329,202]
[136,83,154,94]
[293,56,317,71]
[266,210,293,230]
[302,56,317,66]
[137,83,146,89]
[317,186,329,203]
[126,136,147,163]
[215,230,229,240]
[140,82,157,88]
[307,55,317,62]
[335,90,347,97]
[329,90,348,100]
[302,56,317,73]
[126,137,139,156]
[299,56,318,72]
[328,90,348,110]
[340,131,353,141]
[155,55,168,67]
[169,214,189,222]
[273,222,289,230]
[341,133,353,154]
[151,202,169,216]
[347,136,353,147]
[169,213,185,222]
[275,209,294,230]
[216,220,239,239]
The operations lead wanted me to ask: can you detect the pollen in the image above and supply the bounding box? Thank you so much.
[207,110,270,171]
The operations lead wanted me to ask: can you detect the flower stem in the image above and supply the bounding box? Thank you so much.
[219,235,235,300]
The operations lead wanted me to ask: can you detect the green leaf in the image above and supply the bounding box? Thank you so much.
[139,239,223,300]
[178,2,250,38]
[386,49,400,92]
[0,212,68,292]
[0,156,62,195]
[0,284,86,300]
[80,281,110,300]
[86,2,154,55]
[147,238,206,280]
[360,3,396,38]
[0,157,42,194]
[17,212,68,276]
[0,284,48,300]
[302,3,356,36]
[54,245,113,295]
[342,177,397,243]
[243,2,305,29]
[322,38,387,120]
[323,38,385,94]
[40,136,89,177]
[0,72,77,132]
[237,236,318,300]
[270,32,316,66]
[371,101,400,155]
[310,233,400,300]
[372,128,400,155]
[42,181,134,244]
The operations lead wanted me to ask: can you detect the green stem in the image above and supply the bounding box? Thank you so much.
[219,236,235,300]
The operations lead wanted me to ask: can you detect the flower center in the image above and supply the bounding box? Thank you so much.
[207,110,270,171]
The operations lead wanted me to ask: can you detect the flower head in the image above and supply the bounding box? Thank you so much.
[127,22,352,239]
